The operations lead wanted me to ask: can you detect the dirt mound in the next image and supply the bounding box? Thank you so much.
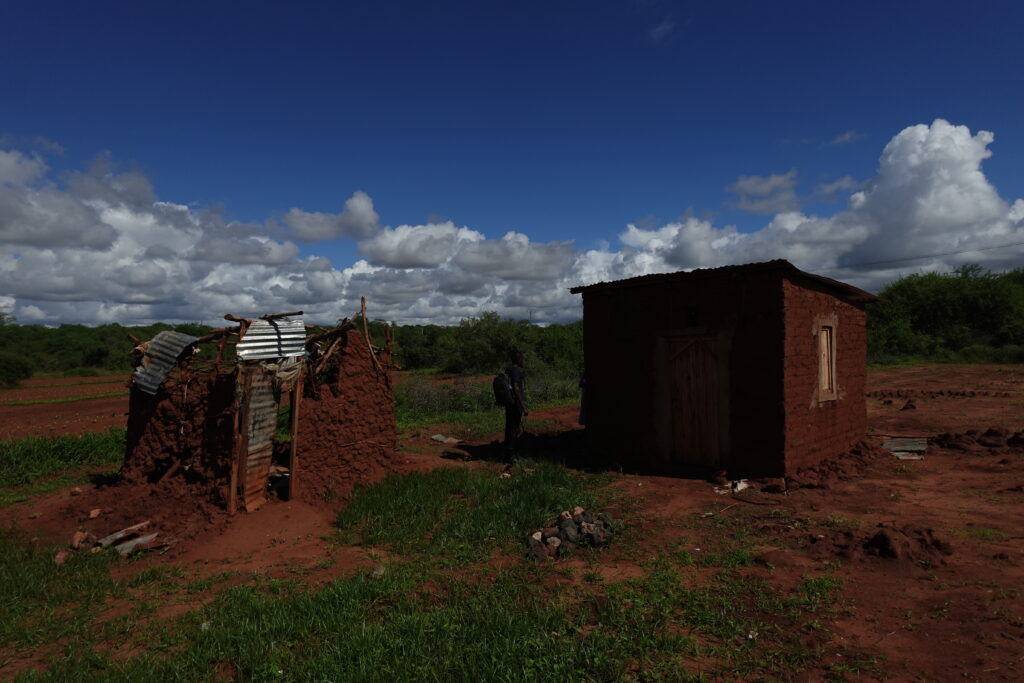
[804,523,953,567]
[52,478,231,553]
[784,439,889,489]
[931,427,1024,454]
[862,524,954,564]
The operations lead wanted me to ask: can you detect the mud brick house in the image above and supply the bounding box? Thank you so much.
[122,302,396,514]
[570,260,879,477]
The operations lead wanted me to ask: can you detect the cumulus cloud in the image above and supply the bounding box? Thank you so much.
[359,222,483,268]
[285,190,380,241]
[727,169,800,214]
[1,119,1022,326]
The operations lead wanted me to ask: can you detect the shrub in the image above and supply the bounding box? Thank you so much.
[0,352,32,388]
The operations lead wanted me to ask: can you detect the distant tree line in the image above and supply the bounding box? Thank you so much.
[867,264,1024,363]
[2,264,1022,386]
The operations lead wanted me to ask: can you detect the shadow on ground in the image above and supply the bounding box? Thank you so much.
[446,428,719,481]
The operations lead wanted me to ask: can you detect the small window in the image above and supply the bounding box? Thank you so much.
[818,325,836,400]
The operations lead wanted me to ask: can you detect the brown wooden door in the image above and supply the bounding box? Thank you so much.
[669,337,720,467]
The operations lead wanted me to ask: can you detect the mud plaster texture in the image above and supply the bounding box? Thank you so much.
[63,328,397,544]
[294,328,397,506]
[781,277,868,472]
[577,262,872,478]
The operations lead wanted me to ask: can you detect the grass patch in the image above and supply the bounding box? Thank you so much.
[337,461,597,563]
[0,391,128,407]
[9,558,848,681]
[958,527,1009,542]
[0,428,125,503]
[0,527,118,652]
[395,373,578,435]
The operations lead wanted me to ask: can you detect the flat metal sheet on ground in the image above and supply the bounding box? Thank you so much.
[883,437,928,453]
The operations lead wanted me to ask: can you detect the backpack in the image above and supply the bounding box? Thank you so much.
[493,372,514,407]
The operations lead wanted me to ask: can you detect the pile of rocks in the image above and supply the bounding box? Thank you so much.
[526,506,620,561]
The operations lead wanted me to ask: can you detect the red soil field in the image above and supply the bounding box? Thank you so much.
[2,364,1023,679]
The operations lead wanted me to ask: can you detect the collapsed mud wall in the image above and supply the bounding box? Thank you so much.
[122,369,237,506]
[294,327,397,506]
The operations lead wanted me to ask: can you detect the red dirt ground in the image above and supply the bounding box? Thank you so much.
[0,375,130,440]
[3,364,1024,679]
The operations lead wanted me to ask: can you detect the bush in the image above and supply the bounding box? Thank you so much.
[0,352,32,388]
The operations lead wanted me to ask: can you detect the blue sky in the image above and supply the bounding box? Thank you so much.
[2,1,1023,324]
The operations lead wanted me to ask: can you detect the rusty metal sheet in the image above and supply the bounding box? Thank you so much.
[237,318,306,361]
[243,367,277,510]
[133,331,198,395]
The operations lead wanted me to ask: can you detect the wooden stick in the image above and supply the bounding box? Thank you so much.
[260,310,303,321]
[287,368,303,501]
[360,296,386,379]
[97,521,150,547]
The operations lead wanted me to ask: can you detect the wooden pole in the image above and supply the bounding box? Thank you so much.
[228,366,252,515]
[287,367,303,501]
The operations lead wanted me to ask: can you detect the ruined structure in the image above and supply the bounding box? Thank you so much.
[122,301,396,513]
[570,260,879,477]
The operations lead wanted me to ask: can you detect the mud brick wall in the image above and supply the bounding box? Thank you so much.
[122,370,237,506]
[295,328,397,506]
[581,269,786,474]
[781,277,869,472]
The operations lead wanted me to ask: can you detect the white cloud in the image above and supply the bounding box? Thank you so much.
[727,169,800,214]
[359,222,483,268]
[285,190,380,241]
[1,119,1022,326]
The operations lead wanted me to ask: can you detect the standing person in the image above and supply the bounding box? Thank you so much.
[504,349,528,464]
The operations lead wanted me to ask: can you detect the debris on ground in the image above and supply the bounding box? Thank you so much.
[526,506,621,560]
[431,434,461,444]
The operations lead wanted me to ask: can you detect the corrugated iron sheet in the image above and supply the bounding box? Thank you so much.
[243,368,277,510]
[237,318,306,360]
[133,331,198,395]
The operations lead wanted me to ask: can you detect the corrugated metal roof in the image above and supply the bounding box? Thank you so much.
[237,318,307,360]
[569,259,880,304]
[133,331,199,395]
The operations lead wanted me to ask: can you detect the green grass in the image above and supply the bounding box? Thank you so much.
[958,527,1009,542]
[0,428,125,505]
[337,461,597,563]
[0,527,118,652]
[1,467,860,681]
[0,391,129,407]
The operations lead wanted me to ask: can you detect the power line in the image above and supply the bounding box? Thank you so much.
[837,239,1024,270]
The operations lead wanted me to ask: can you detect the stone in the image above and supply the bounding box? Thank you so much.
[69,487,83,497]
[528,544,549,562]
[54,550,70,565]
[559,510,572,521]
[70,531,95,550]
[370,565,386,580]
[530,531,543,543]
[572,506,585,517]
[545,536,561,550]
[88,508,102,519]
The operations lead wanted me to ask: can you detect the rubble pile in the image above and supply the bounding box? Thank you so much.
[931,427,1024,454]
[526,506,621,561]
